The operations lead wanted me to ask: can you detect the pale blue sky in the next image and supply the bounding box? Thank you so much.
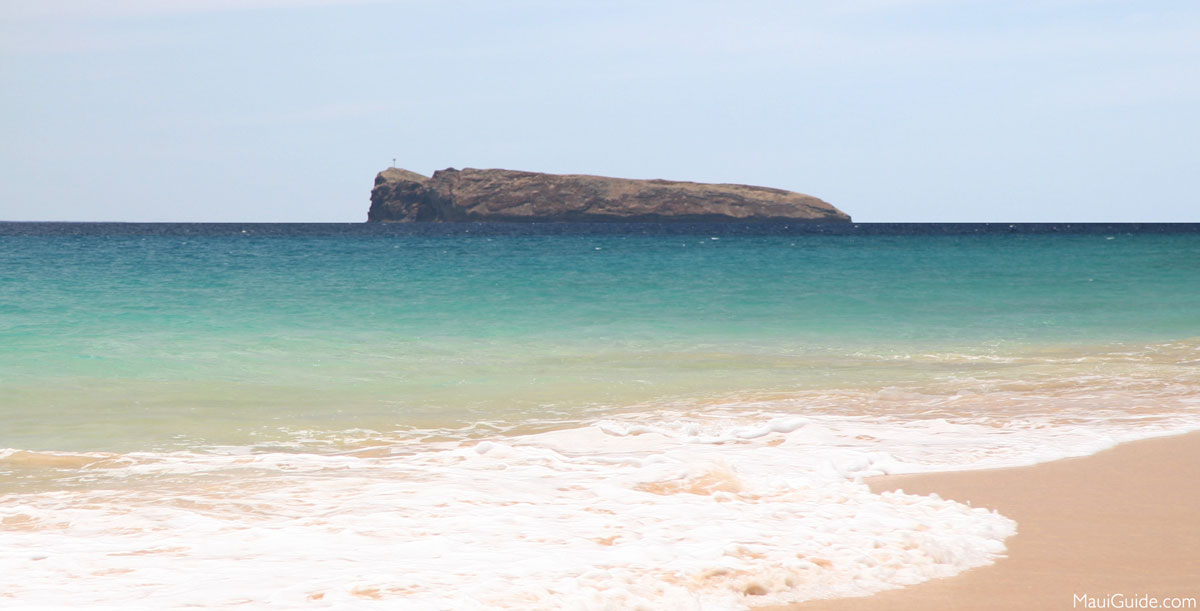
[1,0,1197,222]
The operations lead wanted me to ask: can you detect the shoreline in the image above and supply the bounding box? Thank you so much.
[767,430,1200,610]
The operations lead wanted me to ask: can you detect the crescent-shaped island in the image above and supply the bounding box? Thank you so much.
[368,167,851,223]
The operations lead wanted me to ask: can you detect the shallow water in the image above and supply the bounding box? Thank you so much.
[2,223,1198,608]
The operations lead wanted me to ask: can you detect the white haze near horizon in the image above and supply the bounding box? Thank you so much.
[1,0,1197,222]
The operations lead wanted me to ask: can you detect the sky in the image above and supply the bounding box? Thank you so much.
[1,0,1197,222]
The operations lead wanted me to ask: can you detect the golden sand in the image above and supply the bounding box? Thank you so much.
[767,431,1200,611]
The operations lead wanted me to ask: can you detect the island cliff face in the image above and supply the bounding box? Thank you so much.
[368,168,850,223]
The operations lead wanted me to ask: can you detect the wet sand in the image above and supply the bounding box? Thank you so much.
[772,431,1200,611]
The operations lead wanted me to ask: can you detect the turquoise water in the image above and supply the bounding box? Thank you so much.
[3,224,1199,451]
[2,223,1200,608]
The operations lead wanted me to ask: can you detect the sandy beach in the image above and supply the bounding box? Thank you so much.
[771,431,1200,611]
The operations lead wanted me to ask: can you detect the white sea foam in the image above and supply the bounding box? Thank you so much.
[4,400,1200,609]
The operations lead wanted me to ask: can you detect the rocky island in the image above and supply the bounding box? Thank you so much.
[368,167,850,223]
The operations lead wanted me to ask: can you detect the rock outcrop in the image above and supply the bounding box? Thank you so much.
[368,168,850,223]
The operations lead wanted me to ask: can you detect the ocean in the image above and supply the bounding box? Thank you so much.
[2,222,1199,608]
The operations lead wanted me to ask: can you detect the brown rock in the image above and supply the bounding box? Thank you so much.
[368,167,850,222]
